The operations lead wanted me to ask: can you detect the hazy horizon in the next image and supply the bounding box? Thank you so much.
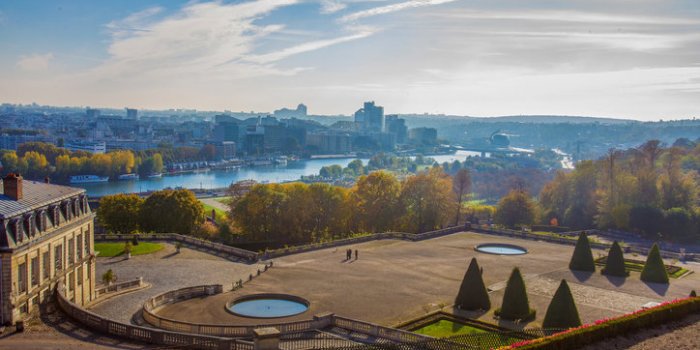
[1,0,699,120]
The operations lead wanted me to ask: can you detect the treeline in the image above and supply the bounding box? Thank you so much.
[0,142,199,180]
[538,140,700,241]
[228,168,468,244]
[96,189,209,236]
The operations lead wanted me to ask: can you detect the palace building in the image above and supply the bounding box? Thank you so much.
[0,174,95,325]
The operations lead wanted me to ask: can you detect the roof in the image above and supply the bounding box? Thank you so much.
[0,180,86,219]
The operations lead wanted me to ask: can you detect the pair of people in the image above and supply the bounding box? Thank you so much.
[346,248,358,260]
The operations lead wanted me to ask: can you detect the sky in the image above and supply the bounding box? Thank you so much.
[0,0,699,120]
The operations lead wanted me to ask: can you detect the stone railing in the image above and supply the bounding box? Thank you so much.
[141,285,432,344]
[473,225,696,262]
[95,233,260,261]
[94,278,144,299]
[55,280,254,350]
[263,225,468,259]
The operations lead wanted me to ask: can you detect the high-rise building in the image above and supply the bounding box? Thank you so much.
[354,101,384,133]
[125,108,138,120]
[409,127,438,145]
[385,115,408,144]
[85,108,100,119]
[214,115,240,143]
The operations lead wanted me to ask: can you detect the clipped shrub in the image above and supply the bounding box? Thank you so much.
[569,232,595,272]
[690,290,697,297]
[542,279,581,329]
[496,267,535,321]
[601,241,628,277]
[455,258,491,311]
[640,243,669,284]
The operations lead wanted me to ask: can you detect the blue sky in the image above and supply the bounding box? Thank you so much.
[1,0,699,120]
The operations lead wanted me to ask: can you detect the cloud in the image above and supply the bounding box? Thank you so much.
[320,0,347,14]
[16,53,54,71]
[248,28,376,63]
[341,0,457,22]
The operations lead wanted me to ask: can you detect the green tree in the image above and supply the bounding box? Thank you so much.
[140,189,205,235]
[569,232,596,272]
[97,194,144,234]
[351,171,401,232]
[455,258,491,311]
[542,279,581,329]
[602,241,628,277]
[640,243,669,284]
[494,189,536,228]
[102,269,115,285]
[347,159,365,176]
[497,267,534,321]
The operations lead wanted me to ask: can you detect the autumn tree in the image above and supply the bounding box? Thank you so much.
[140,189,205,235]
[351,171,401,232]
[399,168,457,232]
[494,189,536,228]
[452,168,472,225]
[97,194,144,234]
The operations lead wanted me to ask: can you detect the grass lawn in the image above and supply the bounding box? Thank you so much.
[200,201,228,225]
[95,242,164,257]
[214,196,232,205]
[413,320,490,337]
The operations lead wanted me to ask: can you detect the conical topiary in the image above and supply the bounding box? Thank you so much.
[542,279,581,329]
[602,241,628,277]
[690,290,697,297]
[496,267,534,320]
[569,232,595,272]
[640,243,669,284]
[455,258,491,311]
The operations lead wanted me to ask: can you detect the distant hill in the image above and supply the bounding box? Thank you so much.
[398,114,637,125]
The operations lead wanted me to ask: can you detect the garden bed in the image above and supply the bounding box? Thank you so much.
[594,257,690,278]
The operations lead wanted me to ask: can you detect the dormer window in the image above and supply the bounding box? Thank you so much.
[10,218,22,243]
[24,214,35,237]
[50,205,60,227]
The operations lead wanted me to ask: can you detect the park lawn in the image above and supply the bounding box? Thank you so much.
[214,196,232,205]
[200,201,228,225]
[95,242,164,257]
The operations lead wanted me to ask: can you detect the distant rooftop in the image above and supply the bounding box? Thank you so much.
[0,179,85,219]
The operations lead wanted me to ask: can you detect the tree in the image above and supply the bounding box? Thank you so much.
[569,232,596,272]
[347,159,365,176]
[455,258,491,311]
[494,189,536,228]
[351,171,401,232]
[102,269,115,285]
[140,189,205,235]
[602,241,628,277]
[97,194,144,234]
[640,243,669,284]
[496,267,535,321]
[399,168,457,232]
[542,280,581,329]
[452,168,472,225]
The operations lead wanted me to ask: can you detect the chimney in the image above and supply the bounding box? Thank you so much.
[3,173,23,201]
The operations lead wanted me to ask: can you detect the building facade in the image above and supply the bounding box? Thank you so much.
[0,174,95,325]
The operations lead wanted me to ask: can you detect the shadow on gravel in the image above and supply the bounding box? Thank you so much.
[571,270,593,282]
[643,281,670,296]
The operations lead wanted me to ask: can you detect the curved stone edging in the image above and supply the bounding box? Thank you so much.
[225,293,310,319]
[55,281,254,350]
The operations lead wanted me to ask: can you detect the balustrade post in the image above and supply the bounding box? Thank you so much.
[253,327,281,350]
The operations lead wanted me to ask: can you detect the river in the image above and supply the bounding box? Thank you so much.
[77,151,483,197]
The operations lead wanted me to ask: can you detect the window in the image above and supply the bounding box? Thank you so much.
[77,265,83,286]
[30,257,39,287]
[18,262,27,293]
[42,251,50,280]
[68,272,74,291]
[77,234,83,261]
[84,232,90,256]
[54,244,63,272]
[68,238,75,265]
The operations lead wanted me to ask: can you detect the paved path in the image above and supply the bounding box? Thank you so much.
[200,197,230,212]
[90,242,263,324]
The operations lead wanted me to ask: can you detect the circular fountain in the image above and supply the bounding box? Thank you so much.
[474,243,528,255]
[226,294,309,318]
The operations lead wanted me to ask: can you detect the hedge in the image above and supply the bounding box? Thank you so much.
[496,267,536,321]
[499,297,700,350]
[455,257,491,311]
[601,241,628,277]
[569,232,595,272]
[640,243,669,284]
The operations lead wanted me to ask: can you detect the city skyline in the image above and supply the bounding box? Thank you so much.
[1,0,699,120]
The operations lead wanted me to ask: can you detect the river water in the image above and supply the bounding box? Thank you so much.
[78,151,482,197]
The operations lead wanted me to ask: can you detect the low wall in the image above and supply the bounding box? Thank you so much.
[55,281,254,350]
[95,233,260,261]
[94,278,144,299]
